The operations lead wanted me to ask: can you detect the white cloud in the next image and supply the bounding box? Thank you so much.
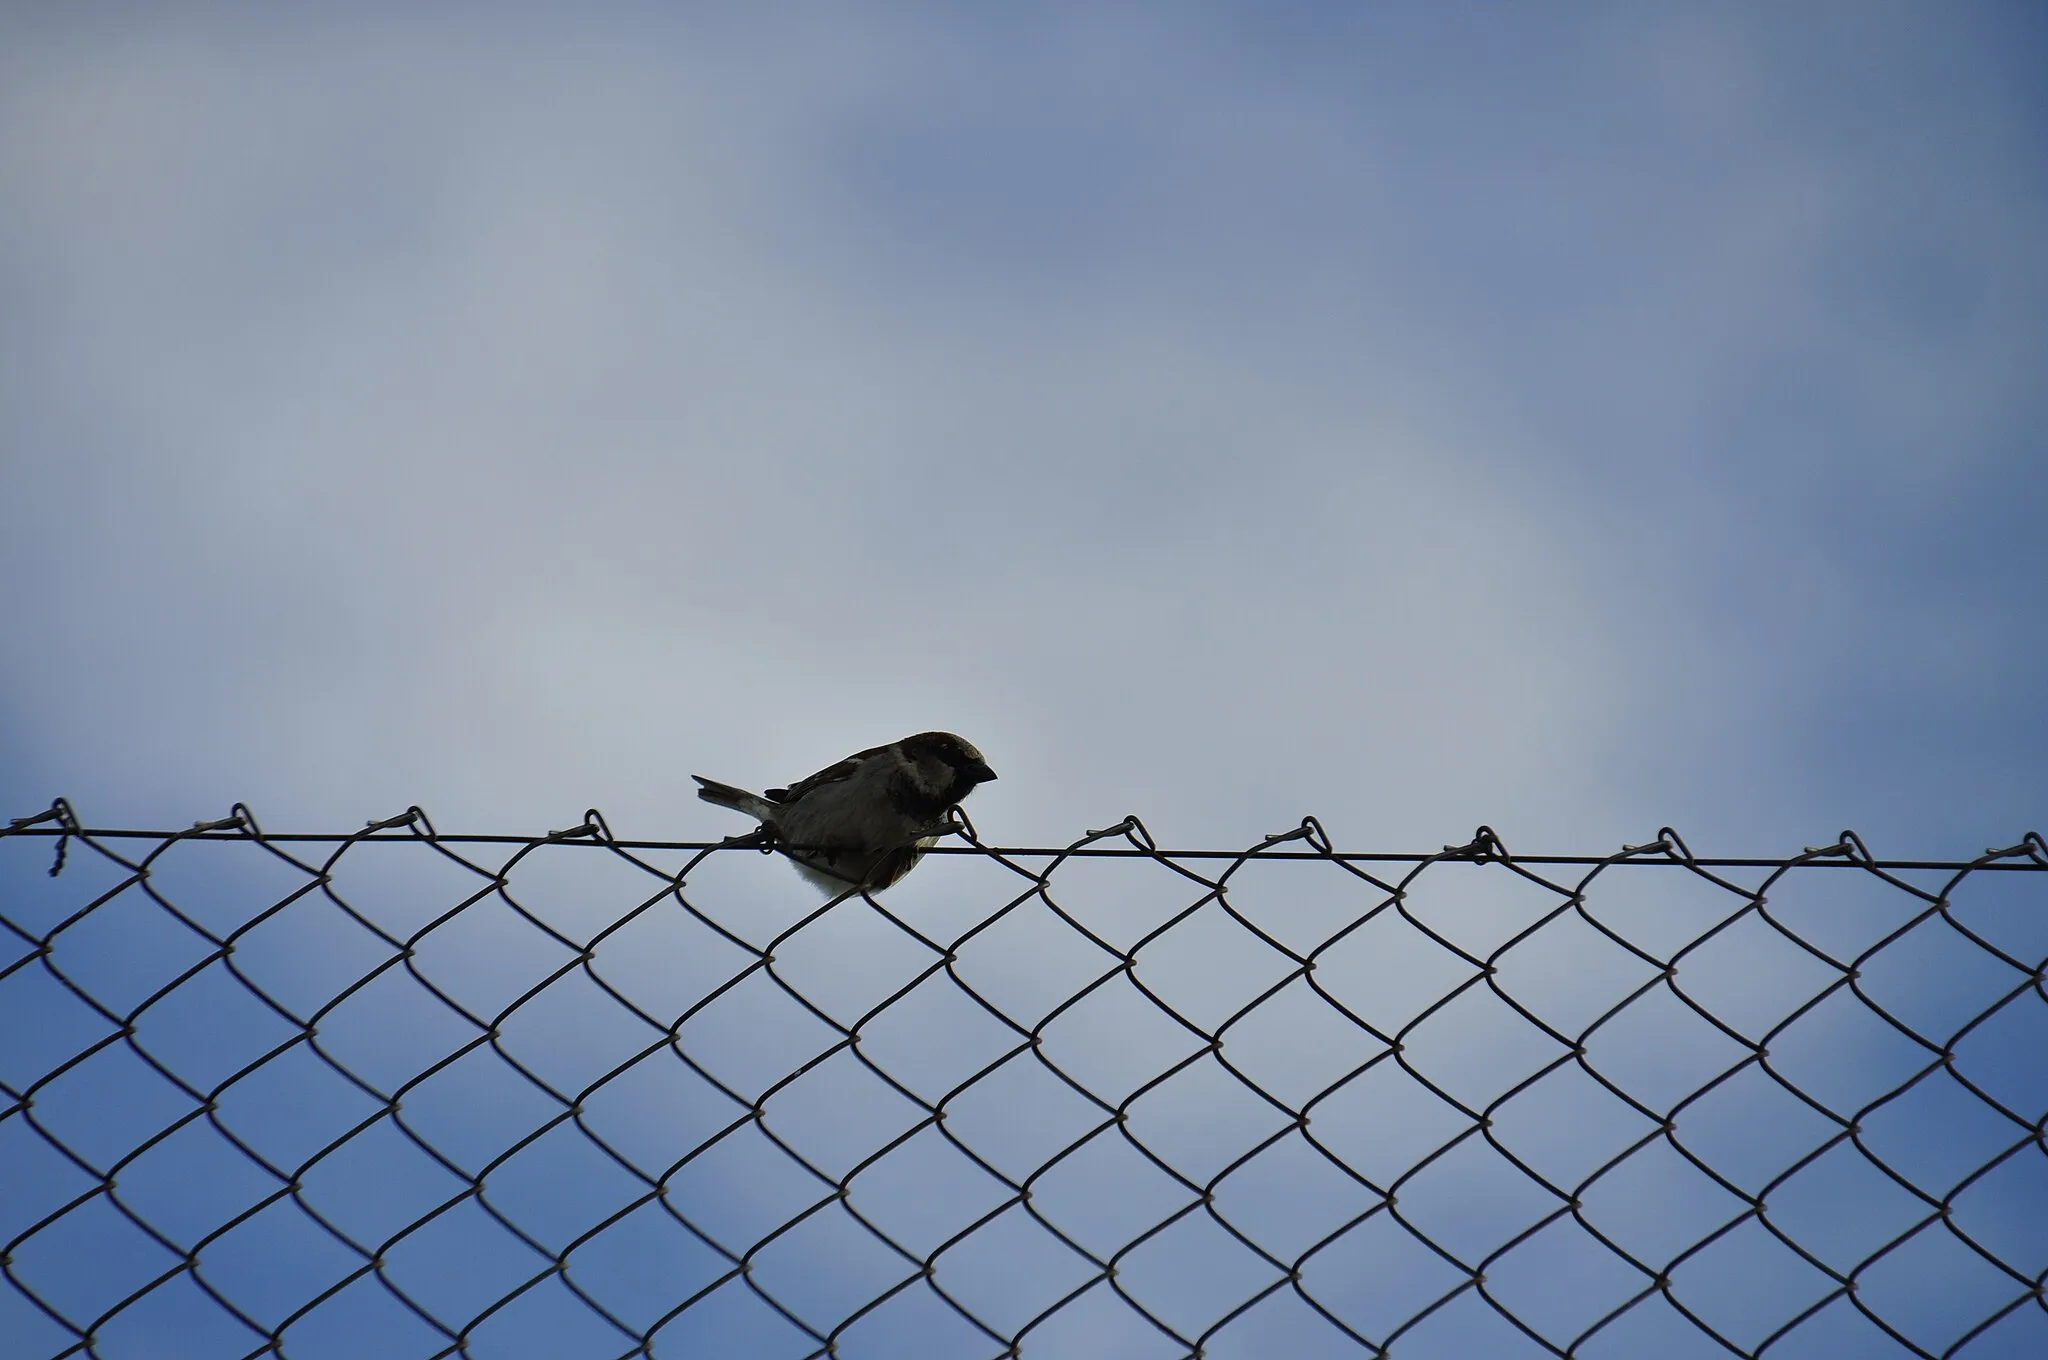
[1,5,2038,857]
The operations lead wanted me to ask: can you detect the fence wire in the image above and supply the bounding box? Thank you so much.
[2,800,2044,1359]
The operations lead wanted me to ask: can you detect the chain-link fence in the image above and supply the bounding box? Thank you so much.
[3,801,2044,1359]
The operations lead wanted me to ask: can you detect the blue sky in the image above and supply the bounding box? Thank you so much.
[2,4,2044,1357]
[2,1,2040,855]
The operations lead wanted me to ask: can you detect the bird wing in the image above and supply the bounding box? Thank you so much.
[765,743,890,803]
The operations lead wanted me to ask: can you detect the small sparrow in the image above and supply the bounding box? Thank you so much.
[694,732,997,891]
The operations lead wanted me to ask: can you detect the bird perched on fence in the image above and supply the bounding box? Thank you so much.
[694,732,997,892]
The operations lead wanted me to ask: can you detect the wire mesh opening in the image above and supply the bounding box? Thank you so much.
[4,804,2044,1359]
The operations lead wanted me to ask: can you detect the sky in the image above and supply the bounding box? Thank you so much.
[1,4,2044,1358]
[2,1,2041,856]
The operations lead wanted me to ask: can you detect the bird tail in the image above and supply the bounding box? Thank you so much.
[693,777,778,823]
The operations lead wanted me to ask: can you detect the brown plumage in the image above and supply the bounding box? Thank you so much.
[695,732,996,891]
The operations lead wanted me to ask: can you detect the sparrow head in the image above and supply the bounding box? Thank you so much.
[897,731,997,807]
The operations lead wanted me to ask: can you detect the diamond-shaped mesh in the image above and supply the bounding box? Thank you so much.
[3,801,2044,1359]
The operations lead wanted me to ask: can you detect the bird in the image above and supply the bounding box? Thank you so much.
[694,731,997,892]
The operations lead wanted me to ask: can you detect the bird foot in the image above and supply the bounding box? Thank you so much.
[722,827,777,853]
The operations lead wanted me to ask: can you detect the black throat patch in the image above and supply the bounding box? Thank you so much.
[891,770,963,821]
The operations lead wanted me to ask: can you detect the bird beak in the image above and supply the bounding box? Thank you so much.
[971,762,997,784]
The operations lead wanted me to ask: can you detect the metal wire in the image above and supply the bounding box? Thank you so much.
[3,800,2044,1359]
